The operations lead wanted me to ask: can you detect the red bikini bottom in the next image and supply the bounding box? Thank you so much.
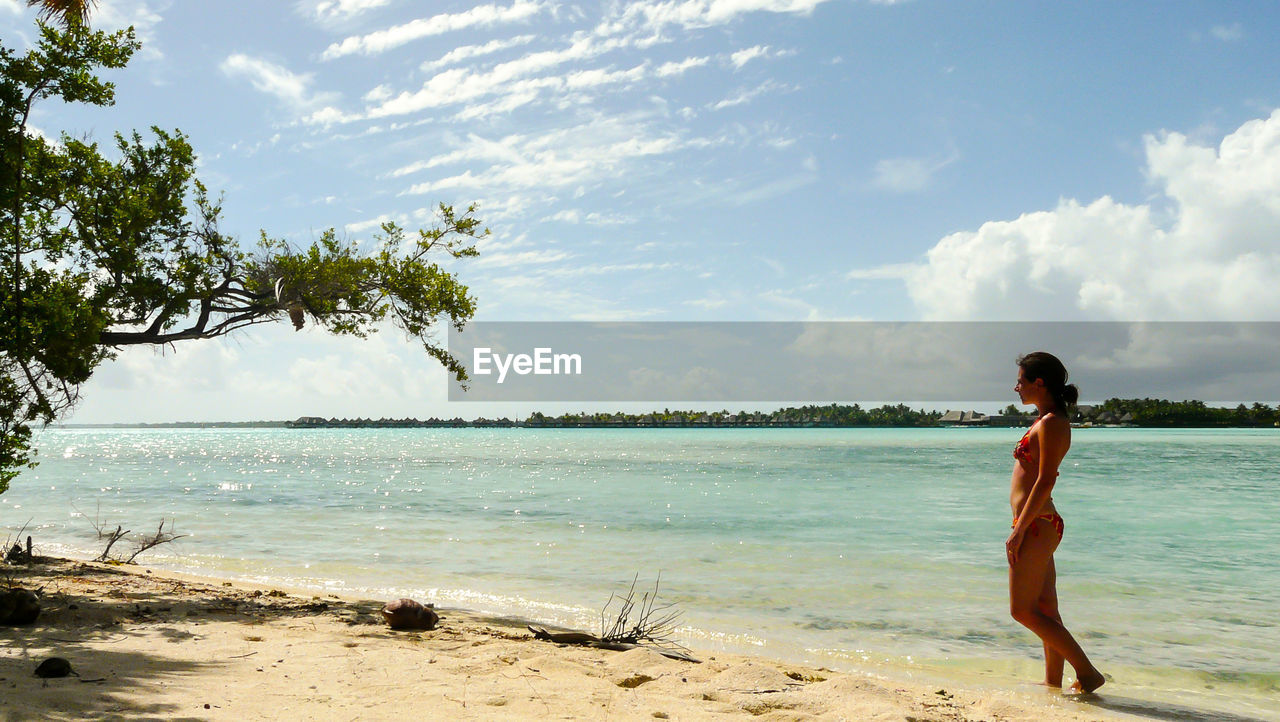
[1013,512,1065,541]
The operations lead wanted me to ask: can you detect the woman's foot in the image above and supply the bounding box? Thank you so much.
[1065,669,1105,695]
[1038,680,1063,689]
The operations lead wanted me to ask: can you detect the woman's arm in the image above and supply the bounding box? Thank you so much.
[1007,417,1069,562]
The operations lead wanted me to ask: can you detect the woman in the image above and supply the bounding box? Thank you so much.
[1007,351,1105,694]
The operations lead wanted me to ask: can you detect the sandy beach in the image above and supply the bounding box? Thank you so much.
[0,557,1141,721]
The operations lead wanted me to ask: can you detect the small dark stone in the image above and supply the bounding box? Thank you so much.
[381,598,439,630]
[34,658,73,678]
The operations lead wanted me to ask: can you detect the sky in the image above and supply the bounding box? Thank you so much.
[3,0,1279,421]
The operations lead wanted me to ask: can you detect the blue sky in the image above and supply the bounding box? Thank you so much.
[3,0,1279,421]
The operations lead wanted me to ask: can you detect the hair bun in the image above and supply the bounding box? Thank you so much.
[1062,383,1080,406]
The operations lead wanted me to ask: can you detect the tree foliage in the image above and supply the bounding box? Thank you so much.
[26,0,94,28]
[1093,398,1279,427]
[1,23,483,492]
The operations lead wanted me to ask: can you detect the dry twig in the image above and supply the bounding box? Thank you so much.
[600,572,688,657]
[94,525,130,563]
[81,506,186,563]
[527,572,698,662]
[125,520,187,563]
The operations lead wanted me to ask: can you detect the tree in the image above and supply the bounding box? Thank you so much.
[26,0,94,28]
[1,23,484,493]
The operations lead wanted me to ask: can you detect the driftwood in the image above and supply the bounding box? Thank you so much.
[3,520,34,564]
[4,537,32,564]
[124,520,187,563]
[94,525,129,562]
[599,574,683,647]
[84,511,187,564]
[526,625,701,663]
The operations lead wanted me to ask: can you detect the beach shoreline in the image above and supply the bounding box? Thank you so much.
[1,556,1147,721]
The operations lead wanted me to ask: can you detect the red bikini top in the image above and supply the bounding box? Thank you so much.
[1013,427,1034,463]
[1013,426,1035,463]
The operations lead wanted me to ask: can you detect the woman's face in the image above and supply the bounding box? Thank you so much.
[1014,368,1041,404]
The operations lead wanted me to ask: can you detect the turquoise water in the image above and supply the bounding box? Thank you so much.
[3,427,1277,719]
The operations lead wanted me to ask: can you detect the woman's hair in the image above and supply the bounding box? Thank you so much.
[1017,351,1079,415]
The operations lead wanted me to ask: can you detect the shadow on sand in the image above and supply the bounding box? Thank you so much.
[1066,691,1274,722]
[1,557,384,721]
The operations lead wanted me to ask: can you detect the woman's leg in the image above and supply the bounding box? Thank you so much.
[1037,556,1064,687]
[1009,519,1105,693]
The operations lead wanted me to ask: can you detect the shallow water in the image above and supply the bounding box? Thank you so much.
[4,427,1277,719]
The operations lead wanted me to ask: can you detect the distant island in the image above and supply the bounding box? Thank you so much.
[62,399,1280,430]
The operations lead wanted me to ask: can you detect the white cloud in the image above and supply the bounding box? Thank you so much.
[312,0,823,124]
[95,0,165,59]
[452,88,542,121]
[610,0,832,32]
[303,0,391,23]
[583,211,636,226]
[709,79,784,110]
[469,194,554,223]
[538,261,674,277]
[728,171,816,204]
[389,132,529,178]
[356,34,629,121]
[322,0,545,60]
[871,151,958,192]
[0,0,21,15]
[846,263,916,280]
[24,122,53,143]
[402,123,693,196]
[540,209,636,225]
[478,273,639,320]
[902,109,1280,320]
[93,339,242,394]
[344,213,402,234]
[362,84,393,102]
[542,209,581,223]
[475,249,573,268]
[420,34,537,73]
[656,56,709,76]
[305,106,356,125]
[221,54,338,112]
[283,333,436,402]
[76,322,454,423]
[729,44,769,68]
[1210,23,1244,42]
[684,294,729,310]
[565,63,648,90]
